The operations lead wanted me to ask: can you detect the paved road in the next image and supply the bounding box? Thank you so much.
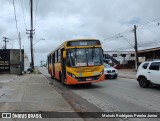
[72,78,160,112]
[38,67,160,121]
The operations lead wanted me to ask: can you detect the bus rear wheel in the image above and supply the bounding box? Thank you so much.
[50,71,54,79]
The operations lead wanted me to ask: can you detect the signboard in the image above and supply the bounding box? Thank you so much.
[0,50,10,72]
[139,57,146,63]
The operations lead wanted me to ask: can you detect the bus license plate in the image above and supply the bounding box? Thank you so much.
[86,78,92,81]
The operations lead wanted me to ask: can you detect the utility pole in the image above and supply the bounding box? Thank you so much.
[3,37,9,49]
[40,60,43,66]
[134,25,139,70]
[19,32,22,75]
[26,0,34,71]
[31,0,34,70]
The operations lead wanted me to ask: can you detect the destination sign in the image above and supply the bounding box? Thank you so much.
[67,40,101,46]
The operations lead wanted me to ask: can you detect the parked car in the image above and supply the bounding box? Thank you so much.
[136,60,160,88]
[104,63,118,79]
[113,64,124,69]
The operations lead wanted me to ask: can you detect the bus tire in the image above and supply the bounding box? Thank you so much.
[60,72,66,86]
[50,71,54,79]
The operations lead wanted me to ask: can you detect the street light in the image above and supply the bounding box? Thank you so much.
[118,36,134,48]
[118,35,138,70]
[33,38,45,45]
[33,38,45,51]
[33,38,45,66]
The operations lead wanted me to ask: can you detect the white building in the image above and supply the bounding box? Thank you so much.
[103,51,135,67]
[24,53,30,72]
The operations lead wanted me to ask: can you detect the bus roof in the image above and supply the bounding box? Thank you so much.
[47,38,101,56]
[65,38,99,42]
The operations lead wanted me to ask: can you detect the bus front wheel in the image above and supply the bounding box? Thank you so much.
[60,72,66,86]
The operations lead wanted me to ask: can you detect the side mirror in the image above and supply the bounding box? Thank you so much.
[63,51,66,58]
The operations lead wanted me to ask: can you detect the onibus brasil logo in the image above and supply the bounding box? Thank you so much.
[1,113,42,119]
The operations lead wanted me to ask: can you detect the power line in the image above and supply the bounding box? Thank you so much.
[12,0,19,38]
[103,29,133,42]
[139,41,160,47]
[136,17,160,32]
[13,0,23,74]
[110,40,160,51]
[34,0,38,29]
[117,36,134,48]
[103,17,160,43]
[138,39,160,44]
[20,0,27,29]
[24,0,30,28]
[137,22,160,31]
[137,17,160,28]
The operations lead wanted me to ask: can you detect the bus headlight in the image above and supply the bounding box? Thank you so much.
[67,72,76,78]
[100,70,104,76]
[72,74,76,78]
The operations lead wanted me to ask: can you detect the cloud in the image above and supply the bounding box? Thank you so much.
[0,0,160,65]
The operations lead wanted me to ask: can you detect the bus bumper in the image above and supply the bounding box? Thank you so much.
[66,74,105,85]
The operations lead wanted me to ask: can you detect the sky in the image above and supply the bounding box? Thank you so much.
[0,0,160,66]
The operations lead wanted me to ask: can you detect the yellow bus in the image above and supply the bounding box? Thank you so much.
[47,38,104,85]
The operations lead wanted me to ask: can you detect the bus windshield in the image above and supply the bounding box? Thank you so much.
[66,48,103,67]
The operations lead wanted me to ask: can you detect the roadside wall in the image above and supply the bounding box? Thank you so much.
[10,49,24,74]
[0,49,24,74]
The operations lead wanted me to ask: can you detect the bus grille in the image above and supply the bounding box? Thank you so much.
[76,75,100,82]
